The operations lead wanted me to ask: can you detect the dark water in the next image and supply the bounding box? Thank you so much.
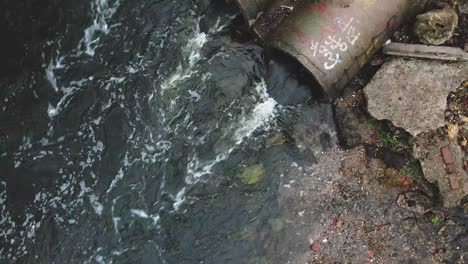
[0,0,336,263]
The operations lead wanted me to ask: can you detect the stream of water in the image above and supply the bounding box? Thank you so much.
[0,0,336,263]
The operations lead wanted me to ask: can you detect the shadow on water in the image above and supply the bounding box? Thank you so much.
[0,0,336,263]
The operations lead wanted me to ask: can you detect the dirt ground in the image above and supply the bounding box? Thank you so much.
[277,1,468,263]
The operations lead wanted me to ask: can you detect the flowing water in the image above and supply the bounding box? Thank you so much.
[0,0,336,263]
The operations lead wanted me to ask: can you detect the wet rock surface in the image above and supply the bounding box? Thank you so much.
[363,58,467,137]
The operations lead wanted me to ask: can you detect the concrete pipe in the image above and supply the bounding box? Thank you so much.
[235,0,429,99]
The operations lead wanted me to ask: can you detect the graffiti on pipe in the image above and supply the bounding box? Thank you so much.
[309,16,361,70]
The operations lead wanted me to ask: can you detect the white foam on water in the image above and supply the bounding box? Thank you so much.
[111,198,120,234]
[106,153,130,193]
[151,215,160,225]
[172,187,186,211]
[0,0,125,256]
[130,209,149,218]
[89,193,104,216]
[46,56,64,92]
[185,148,234,185]
[174,79,279,210]
[161,19,207,91]
[188,90,201,102]
[82,0,120,56]
[45,0,121,120]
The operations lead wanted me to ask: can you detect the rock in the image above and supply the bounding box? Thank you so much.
[413,134,467,207]
[363,58,467,137]
[414,7,458,45]
[239,164,265,185]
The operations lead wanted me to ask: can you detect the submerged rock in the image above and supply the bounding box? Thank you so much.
[239,164,265,185]
[414,7,458,45]
[363,58,467,137]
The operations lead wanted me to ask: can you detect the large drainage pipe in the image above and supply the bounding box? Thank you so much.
[235,0,429,99]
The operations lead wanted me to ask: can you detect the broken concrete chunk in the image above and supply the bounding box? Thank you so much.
[363,58,467,137]
[413,134,467,207]
[414,7,458,45]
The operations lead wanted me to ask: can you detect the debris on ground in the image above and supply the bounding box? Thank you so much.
[317,2,468,262]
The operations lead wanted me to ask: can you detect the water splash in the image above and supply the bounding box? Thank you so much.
[234,80,278,144]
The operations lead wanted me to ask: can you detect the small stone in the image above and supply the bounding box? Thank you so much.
[464,182,468,194]
[448,175,459,189]
[440,146,453,164]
